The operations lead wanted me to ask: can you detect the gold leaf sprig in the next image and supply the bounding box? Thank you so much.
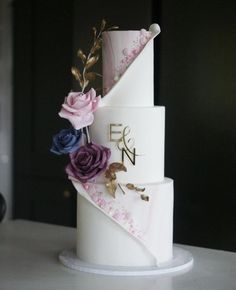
[104,163,149,201]
[126,183,145,192]
[126,183,149,202]
[72,19,119,92]
[105,162,127,198]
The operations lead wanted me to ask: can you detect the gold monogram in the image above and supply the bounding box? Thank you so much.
[109,124,122,141]
[109,124,138,166]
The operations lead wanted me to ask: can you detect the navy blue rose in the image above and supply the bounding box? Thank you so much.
[50,128,82,155]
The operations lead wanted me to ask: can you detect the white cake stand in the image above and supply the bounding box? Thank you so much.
[59,246,193,276]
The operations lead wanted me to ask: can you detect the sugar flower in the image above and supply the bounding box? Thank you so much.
[59,88,100,130]
[50,128,82,155]
[66,142,111,183]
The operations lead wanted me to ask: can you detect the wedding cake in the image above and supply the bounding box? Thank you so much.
[52,22,174,268]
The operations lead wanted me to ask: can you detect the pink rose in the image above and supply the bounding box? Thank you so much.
[59,88,100,130]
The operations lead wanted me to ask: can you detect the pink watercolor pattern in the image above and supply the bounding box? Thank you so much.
[115,29,152,81]
[82,182,143,239]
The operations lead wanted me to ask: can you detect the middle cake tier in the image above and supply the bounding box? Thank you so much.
[90,106,165,184]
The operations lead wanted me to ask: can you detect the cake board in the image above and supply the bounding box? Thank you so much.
[58,245,193,276]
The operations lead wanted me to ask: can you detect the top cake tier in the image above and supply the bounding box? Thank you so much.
[101,24,160,107]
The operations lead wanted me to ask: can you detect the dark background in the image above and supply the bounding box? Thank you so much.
[13,0,236,252]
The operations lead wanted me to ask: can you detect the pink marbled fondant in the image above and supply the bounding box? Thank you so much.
[81,182,143,238]
[102,30,151,94]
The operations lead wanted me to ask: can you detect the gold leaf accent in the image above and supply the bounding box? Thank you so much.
[104,162,127,197]
[71,67,83,87]
[141,194,149,202]
[92,26,97,37]
[71,67,81,80]
[106,180,117,198]
[83,79,89,89]
[126,183,148,201]
[104,170,116,180]
[135,187,145,192]
[109,162,127,173]
[101,19,106,30]
[77,49,86,64]
[86,72,97,81]
[91,39,102,54]
[126,183,135,190]
[97,38,103,46]
[86,55,99,69]
[126,183,145,192]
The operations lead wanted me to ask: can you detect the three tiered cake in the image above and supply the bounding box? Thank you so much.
[72,24,174,267]
[52,22,192,274]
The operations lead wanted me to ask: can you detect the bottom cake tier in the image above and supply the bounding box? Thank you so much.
[74,178,174,267]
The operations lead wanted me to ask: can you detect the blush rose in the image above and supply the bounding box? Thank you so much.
[59,88,100,130]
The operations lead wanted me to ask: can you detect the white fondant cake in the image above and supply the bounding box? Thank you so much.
[74,23,174,267]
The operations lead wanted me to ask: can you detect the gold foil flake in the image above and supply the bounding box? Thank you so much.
[86,72,97,81]
[126,183,135,190]
[135,187,145,192]
[104,170,116,180]
[100,19,106,30]
[141,194,149,202]
[109,162,127,173]
[86,55,99,69]
[126,183,145,192]
[91,41,102,54]
[77,49,86,64]
[126,183,149,202]
[71,67,82,86]
[92,26,97,38]
[106,180,117,198]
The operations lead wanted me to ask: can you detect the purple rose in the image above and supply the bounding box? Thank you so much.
[66,143,111,183]
[50,128,82,155]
